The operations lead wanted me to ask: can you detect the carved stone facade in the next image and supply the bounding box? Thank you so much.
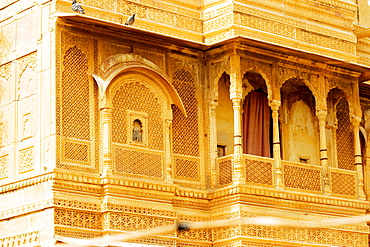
[2,0,370,246]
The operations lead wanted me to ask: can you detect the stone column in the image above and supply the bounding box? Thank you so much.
[353,116,366,200]
[271,100,283,189]
[229,48,245,184]
[231,97,244,184]
[364,110,370,199]
[101,106,112,176]
[165,119,173,183]
[316,110,331,194]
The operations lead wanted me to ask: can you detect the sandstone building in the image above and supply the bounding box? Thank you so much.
[2,0,370,246]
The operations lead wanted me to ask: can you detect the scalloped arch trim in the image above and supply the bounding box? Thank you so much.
[92,53,186,116]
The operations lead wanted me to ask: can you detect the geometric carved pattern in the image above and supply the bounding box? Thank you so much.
[336,98,355,170]
[331,171,356,196]
[172,69,199,157]
[0,155,8,179]
[177,228,212,241]
[64,141,89,163]
[131,238,176,247]
[245,156,273,186]
[215,224,367,246]
[19,147,33,173]
[114,146,163,178]
[61,46,90,141]
[174,156,200,180]
[218,156,232,186]
[211,213,369,246]
[55,229,102,240]
[283,162,321,191]
[105,203,176,218]
[112,80,164,150]
[0,231,39,247]
[107,212,174,232]
[55,208,101,230]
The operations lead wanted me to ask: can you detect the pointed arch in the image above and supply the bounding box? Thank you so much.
[280,78,319,164]
[327,88,355,170]
[241,68,272,103]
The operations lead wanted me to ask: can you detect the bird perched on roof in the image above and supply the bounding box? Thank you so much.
[71,0,85,14]
[125,13,136,25]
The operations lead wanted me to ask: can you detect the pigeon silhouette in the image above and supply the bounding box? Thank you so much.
[125,13,136,25]
[71,0,85,14]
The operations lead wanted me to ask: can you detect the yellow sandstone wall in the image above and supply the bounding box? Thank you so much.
[1,0,370,246]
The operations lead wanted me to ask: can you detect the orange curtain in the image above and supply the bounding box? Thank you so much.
[242,91,271,157]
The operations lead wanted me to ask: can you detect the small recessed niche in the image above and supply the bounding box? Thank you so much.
[132,119,143,142]
[217,145,226,157]
[299,157,309,164]
[127,110,148,146]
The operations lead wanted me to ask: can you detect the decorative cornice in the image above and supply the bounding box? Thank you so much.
[0,199,54,220]
[0,172,54,193]
[209,185,369,215]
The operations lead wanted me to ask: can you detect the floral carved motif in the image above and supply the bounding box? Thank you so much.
[19,147,33,173]
[0,155,8,179]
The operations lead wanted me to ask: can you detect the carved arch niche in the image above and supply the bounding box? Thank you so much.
[57,33,99,173]
[216,72,233,157]
[93,54,185,180]
[280,78,320,165]
[326,88,355,170]
[242,70,272,158]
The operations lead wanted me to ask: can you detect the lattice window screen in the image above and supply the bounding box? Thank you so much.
[56,24,102,173]
[61,46,90,140]
[111,79,165,179]
[112,81,164,151]
[172,69,199,157]
[114,147,163,178]
[57,40,99,173]
[336,98,355,170]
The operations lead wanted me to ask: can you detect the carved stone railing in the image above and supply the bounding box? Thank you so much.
[217,155,360,200]
[217,154,274,187]
[330,167,357,198]
[282,160,322,193]
[217,154,233,187]
[244,154,274,187]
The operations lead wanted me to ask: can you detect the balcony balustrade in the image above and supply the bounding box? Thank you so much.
[216,154,359,200]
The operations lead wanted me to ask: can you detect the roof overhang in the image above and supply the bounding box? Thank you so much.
[54,13,370,81]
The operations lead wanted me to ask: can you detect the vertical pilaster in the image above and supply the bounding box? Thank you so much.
[209,101,218,188]
[353,116,366,200]
[101,106,112,176]
[229,48,245,184]
[317,110,331,195]
[271,100,283,189]
[165,119,173,183]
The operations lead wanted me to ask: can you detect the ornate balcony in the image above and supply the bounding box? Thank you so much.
[216,154,362,203]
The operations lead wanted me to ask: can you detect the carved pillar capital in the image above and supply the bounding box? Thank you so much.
[270,100,281,111]
[352,115,362,126]
[316,110,327,121]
